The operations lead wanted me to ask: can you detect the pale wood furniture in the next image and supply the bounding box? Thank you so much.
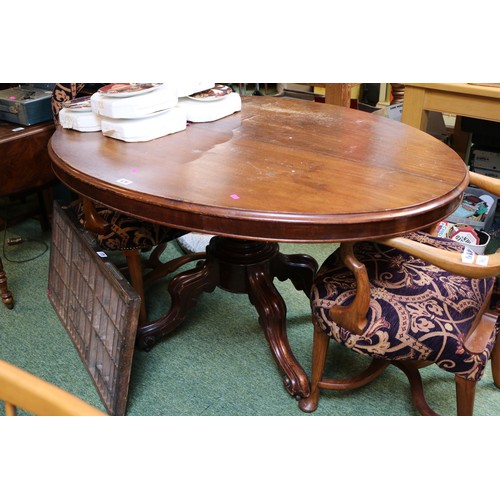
[402,83,500,130]
[0,359,105,415]
[401,83,500,158]
[307,84,403,107]
[309,83,360,107]
[48,96,468,401]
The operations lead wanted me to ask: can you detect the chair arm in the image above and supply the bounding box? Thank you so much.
[328,242,370,335]
[469,171,500,197]
[376,236,500,279]
[0,359,106,416]
[81,197,111,235]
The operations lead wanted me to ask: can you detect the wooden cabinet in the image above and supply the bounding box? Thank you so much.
[0,119,57,229]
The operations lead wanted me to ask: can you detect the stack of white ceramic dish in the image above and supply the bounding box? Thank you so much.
[91,84,178,119]
[59,96,102,132]
[99,106,188,143]
[177,84,242,122]
[90,83,185,142]
[61,83,242,141]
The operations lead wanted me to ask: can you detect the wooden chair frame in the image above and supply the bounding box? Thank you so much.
[0,359,105,416]
[80,197,205,324]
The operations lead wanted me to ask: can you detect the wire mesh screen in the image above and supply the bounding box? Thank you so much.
[48,201,140,415]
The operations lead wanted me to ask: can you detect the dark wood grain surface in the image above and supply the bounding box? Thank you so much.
[48,96,468,242]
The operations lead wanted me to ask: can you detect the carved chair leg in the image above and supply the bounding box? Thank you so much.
[455,375,476,416]
[392,361,439,416]
[299,322,330,413]
[123,249,147,323]
[490,335,500,389]
[0,257,14,309]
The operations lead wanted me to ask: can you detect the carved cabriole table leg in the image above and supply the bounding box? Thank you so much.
[0,257,14,309]
[135,236,317,400]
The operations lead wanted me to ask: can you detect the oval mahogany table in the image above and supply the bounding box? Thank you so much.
[48,95,469,400]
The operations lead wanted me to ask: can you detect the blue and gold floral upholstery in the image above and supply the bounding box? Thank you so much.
[301,231,500,415]
[313,232,497,381]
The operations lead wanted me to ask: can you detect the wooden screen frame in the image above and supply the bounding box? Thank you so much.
[48,201,140,415]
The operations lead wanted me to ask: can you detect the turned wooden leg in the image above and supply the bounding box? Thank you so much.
[390,83,405,104]
[5,402,17,416]
[0,257,14,309]
[299,323,330,412]
[455,375,476,416]
[123,249,147,323]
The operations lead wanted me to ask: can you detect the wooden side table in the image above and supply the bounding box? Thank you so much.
[0,119,57,229]
[401,83,500,159]
[0,118,57,309]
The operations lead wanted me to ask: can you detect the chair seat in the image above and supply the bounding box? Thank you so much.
[73,202,186,251]
[312,232,498,382]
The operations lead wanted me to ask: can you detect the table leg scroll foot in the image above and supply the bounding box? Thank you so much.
[135,236,312,400]
[248,267,310,399]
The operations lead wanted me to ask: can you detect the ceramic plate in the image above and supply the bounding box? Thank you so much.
[98,83,163,97]
[188,84,232,101]
[63,96,92,111]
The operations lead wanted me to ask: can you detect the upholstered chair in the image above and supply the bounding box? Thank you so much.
[299,171,500,416]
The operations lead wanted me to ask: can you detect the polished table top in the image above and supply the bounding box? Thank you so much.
[47,95,470,401]
[48,96,468,244]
